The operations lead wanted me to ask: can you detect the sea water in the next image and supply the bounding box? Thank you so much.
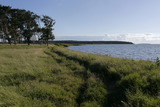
[69,44,160,61]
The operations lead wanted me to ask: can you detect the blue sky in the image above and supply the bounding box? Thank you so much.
[1,0,160,43]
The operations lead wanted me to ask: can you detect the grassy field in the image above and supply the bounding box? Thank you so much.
[0,45,160,106]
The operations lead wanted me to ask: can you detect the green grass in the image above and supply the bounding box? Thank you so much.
[49,46,160,106]
[0,44,160,106]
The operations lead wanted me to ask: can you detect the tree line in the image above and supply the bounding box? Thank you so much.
[0,5,55,45]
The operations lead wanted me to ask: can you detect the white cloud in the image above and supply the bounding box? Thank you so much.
[104,33,160,44]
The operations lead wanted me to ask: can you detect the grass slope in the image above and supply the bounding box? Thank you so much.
[0,45,160,106]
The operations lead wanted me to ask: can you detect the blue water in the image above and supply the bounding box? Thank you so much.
[69,44,160,61]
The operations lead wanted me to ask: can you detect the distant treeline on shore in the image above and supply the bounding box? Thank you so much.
[50,40,133,44]
[0,40,133,45]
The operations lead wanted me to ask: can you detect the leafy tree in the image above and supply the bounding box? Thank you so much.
[0,5,55,45]
[22,11,39,45]
[16,9,27,43]
[10,9,21,44]
[41,15,55,46]
[0,5,12,44]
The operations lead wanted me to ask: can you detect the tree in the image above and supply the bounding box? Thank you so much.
[10,9,21,44]
[0,5,12,44]
[0,5,55,45]
[41,15,55,46]
[22,11,39,45]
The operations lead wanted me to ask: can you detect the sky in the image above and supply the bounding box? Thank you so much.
[1,0,160,43]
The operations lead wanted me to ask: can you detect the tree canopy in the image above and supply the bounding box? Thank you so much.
[41,15,55,46]
[0,5,55,45]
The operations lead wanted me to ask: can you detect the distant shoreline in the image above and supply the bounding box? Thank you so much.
[0,40,133,45]
[50,40,133,44]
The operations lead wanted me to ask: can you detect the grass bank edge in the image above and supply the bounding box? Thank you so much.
[1,44,160,106]
[49,45,160,106]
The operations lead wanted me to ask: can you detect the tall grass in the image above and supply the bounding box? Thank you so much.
[0,45,56,106]
[0,45,107,106]
[1,45,160,106]
[50,46,160,106]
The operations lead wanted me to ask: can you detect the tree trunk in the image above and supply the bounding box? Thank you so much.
[2,33,5,44]
[9,38,11,45]
[4,25,11,45]
[27,37,30,45]
[6,37,11,45]
[47,36,48,46]
[47,40,48,46]
[14,33,17,45]
[4,33,11,45]
[1,27,5,43]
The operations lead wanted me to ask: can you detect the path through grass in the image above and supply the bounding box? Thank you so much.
[0,45,107,106]
[1,45,160,106]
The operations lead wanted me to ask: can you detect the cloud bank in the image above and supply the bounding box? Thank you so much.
[104,33,160,44]
[55,33,160,44]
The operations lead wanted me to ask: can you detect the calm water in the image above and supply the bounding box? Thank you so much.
[69,44,160,61]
